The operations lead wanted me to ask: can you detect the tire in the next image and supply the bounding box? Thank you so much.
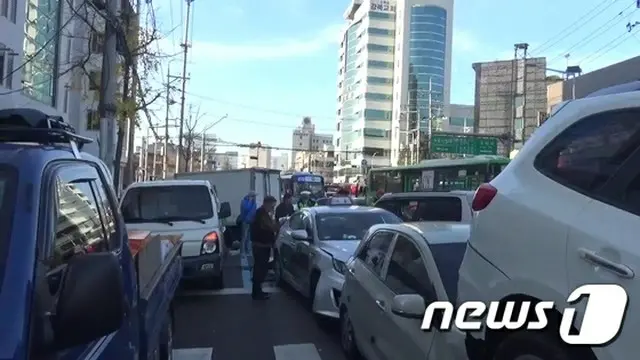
[340,308,360,359]
[493,330,577,360]
[159,311,174,360]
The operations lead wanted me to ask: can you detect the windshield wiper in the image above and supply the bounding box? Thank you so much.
[152,216,206,224]
[125,218,174,226]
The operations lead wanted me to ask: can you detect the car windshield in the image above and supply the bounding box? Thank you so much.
[315,211,401,240]
[430,242,467,303]
[294,182,324,197]
[121,185,213,222]
[0,166,18,291]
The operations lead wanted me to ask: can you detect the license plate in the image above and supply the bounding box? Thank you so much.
[200,263,214,270]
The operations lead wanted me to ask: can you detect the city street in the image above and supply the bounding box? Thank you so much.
[172,253,347,360]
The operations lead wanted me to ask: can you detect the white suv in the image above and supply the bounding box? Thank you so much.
[458,84,640,360]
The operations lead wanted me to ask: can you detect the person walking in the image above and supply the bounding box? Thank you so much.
[239,191,257,259]
[250,195,278,300]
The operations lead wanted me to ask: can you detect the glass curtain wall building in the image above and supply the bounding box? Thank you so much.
[336,0,453,176]
[23,0,61,106]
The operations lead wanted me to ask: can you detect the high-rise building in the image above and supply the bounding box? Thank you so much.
[336,0,454,174]
[291,117,333,170]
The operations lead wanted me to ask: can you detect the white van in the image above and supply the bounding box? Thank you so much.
[120,179,232,288]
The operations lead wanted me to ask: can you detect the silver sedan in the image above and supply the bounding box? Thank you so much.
[274,206,402,319]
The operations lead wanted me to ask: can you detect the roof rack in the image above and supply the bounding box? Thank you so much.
[0,108,93,158]
[585,81,640,98]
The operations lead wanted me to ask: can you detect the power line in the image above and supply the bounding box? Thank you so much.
[213,141,361,154]
[548,2,636,64]
[197,114,334,132]
[185,91,336,121]
[530,0,619,55]
[581,23,640,65]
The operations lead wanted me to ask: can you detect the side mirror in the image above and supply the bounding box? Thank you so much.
[218,202,231,218]
[290,229,310,241]
[52,252,126,349]
[391,294,426,319]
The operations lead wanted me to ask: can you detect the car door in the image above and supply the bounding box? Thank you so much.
[373,233,438,360]
[292,211,315,292]
[278,211,304,282]
[346,230,396,360]
[32,162,134,360]
[558,110,640,359]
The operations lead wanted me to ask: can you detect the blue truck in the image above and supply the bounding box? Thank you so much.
[0,109,182,360]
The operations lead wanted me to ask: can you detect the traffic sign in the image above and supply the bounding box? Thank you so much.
[361,159,368,166]
[430,134,498,155]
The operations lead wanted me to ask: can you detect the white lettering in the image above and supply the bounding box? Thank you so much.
[485,301,530,330]
[419,284,627,347]
[560,284,627,345]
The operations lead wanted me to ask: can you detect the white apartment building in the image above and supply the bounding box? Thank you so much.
[271,153,288,171]
[249,143,272,168]
[0,0,128,178]
[336,0,454,172]
[291,117,333,170]
[209,151,239,170]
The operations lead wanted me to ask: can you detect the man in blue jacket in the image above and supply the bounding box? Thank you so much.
[240,191,257,258]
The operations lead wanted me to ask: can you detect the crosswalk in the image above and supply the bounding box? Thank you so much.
[173,343,324,360]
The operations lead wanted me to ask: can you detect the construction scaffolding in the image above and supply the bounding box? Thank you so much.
[472,44,547,155]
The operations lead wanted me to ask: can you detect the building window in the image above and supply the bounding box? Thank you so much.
[367,44,394,53]
[368,60,393,69]
[90,31,104,54]
[89,71,100,90]
[87,110,100,130]
[364,109,392,120]
[367,76,393,85]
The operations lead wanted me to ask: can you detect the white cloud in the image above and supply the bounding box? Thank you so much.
[183,24,344,62]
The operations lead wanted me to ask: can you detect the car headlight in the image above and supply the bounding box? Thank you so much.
[332,257,347,275]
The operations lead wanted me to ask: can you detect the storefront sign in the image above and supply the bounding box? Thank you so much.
[370,0,396,12]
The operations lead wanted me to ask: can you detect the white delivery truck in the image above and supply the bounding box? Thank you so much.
[174,168,281,246]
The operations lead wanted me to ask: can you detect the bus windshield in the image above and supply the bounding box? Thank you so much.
[289,175,324,197]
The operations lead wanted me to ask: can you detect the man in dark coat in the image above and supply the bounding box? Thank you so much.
[250,196,278,300]
[275,193,294,219]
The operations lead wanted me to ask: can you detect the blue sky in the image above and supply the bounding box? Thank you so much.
[148,0,639,156]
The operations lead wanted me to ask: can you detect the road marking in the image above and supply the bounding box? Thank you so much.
[179,286,281,296]
[273,343,322,360]
[173,347,213,360]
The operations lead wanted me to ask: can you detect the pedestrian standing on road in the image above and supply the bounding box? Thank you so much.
[250,195,278,300]
[239,191,257,258]
[275,193,294,219]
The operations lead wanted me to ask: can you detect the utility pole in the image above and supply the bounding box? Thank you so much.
[200,132,205,171]
[511,43,529,153]
[98,0,119,175]
[176,0,194,174]
[124,0,142,187]
[152,132,158,179]
[163,69,171,179]
[143,127,149,180]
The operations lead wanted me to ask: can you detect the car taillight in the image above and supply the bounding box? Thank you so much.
[472,183,497,211]
[201,232,219,254]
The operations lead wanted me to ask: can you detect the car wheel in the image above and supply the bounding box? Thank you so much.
[159,310,174,360]
[493,331,579,360]
[340,308,360,359]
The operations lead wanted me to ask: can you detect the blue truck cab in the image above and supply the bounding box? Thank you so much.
[0,109,182,360]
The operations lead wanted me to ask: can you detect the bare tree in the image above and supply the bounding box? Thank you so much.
[183,104,208,170]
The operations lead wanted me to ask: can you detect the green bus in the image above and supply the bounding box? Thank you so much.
[366,155,510,202]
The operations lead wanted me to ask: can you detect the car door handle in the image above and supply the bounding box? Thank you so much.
[578,248,635,279]
[347,267,355,275]
[375,299,385,310]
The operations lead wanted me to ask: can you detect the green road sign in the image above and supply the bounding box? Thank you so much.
[430,134,498,155]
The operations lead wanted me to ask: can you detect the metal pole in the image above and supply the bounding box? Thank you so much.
[521,52,528,145]
[200,132,205,171]
[152,139,158,179]
[163,66,170,179]
[176,0,194,174]
[143,127,149,180]
[97,0,119,174]
[124,0,141,187]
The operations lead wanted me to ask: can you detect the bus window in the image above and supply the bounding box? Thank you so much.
[371,171,386,193]
[387,171,402,193]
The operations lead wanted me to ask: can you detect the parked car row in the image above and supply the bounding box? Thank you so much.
[275,82,640,360]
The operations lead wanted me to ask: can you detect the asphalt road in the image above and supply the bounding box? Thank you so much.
[173,252,347,360]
